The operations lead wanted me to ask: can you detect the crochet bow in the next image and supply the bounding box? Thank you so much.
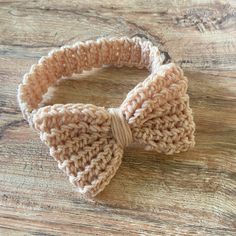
[33,63,195,197]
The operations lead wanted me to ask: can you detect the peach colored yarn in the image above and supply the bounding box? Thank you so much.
[17,36,195,197]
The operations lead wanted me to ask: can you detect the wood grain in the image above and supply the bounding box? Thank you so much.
[0,0,236,235]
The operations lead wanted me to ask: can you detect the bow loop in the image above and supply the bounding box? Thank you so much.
[33,103,124,197]
[120,63,195,154]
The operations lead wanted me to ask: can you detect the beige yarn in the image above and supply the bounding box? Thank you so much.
[17,36,195,197]
[108,108,133,148]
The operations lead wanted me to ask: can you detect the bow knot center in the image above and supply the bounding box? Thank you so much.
[108,108,133,148]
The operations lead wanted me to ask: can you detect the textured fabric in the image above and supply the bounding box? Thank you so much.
[18,36,195,197]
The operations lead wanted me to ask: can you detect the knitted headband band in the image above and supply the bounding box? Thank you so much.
[18,37,163,123]
[18,36,195,197]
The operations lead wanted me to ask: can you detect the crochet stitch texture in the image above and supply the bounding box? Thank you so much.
[18,36,195,197]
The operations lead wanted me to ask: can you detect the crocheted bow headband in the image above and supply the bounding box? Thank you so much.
[18,36,195,197]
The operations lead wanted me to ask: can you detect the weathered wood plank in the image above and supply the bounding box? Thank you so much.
[0,0,236,235]
[1,0,235,71]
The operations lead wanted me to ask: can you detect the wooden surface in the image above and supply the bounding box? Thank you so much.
[0,0,236,235]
